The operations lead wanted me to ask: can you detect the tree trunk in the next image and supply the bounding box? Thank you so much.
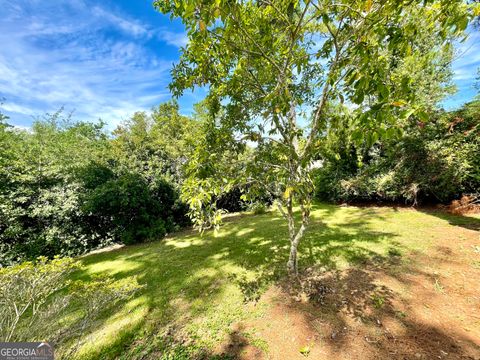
[287,237,299,274]
[286,202,309,275]
[284,98,311,275]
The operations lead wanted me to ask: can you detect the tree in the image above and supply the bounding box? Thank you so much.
[470,0,480,27]
[314,103,480,204]
[0,111,112,264]
[0,103,194,265]
[155,0,476,274]
[111,100,200,185]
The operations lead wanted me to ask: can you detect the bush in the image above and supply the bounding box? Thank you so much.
[329,135,478,204]
[248,202,267,215]
[313,166,349,202]
[216,187,248,212]
[216,187,274,213]
[82,173,188,245]
[0,117,113,265]
[0,256,141,357]
[0,180,104,265]
[314,100,480,205]
[151,177,191,229]
[0,256,78,342]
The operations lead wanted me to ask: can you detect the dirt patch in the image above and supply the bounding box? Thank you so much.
[219,224,480,359]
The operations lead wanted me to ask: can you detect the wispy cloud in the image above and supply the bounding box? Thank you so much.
[91,6,153,38]
[453,31,480,78]
[443,29,480,109]
[1,0,478,124]
[157,29,189,48]
[0,0,186,128]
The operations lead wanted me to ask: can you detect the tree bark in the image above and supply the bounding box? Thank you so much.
[286,201,310,275]
[287,241,298,274]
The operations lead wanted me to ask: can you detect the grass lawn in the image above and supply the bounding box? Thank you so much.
[67,203,480,359]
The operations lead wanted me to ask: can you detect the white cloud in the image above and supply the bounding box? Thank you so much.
[1,103,37,116]
[91,6,152,38]
[157,29,188,48]
[0,0,177,127]
[452,30,480,82]
[12,125,32,132]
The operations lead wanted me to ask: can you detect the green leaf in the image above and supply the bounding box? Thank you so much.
[417,110,429,122]
[386,127,396,139]
[456,17,468,32]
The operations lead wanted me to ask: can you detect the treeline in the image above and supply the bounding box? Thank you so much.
[0,102,197,266]
[1,97,479,265]
[314,99,480,204]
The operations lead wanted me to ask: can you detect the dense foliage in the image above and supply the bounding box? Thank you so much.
[314,98,480,204]
[0,112,110,264]
[1,2,479,275]
[156,0,475,273]
[0,103,192,266]
[81,172,188,245]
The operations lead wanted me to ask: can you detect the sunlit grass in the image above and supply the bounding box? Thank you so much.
[59,203,480,359]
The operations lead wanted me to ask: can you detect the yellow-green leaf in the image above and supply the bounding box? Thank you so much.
[283,186,294,199]
[391,100,407,107]
[365,0,373,12]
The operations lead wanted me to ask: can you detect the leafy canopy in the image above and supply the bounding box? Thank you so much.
[156,0,475,226]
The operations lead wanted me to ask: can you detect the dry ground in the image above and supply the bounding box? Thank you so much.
[220,210,480,360]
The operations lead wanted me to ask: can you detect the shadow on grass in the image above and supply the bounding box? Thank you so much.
[66,203,422,359]
[417,207,480,231]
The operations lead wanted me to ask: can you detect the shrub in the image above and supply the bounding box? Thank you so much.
[216,187,274,213]
[0,180,102,265]
[314,100,480,205]
[150,177,191,230]
[82,173,188,245]
[0,116,112,265]
[216,188,248,212]
[0,256,141,357]
[248,202,267,215]
[313,166,349,202]
[0,256,79,342]
[60,275,141,358]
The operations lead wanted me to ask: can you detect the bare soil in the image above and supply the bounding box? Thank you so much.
[219,214,480,359]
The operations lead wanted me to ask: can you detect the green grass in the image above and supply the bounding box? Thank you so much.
[62,203,479,359]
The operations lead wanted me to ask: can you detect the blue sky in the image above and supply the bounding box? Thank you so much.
[0,0,479,129]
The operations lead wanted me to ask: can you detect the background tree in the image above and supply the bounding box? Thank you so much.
[111,100,200,185]
[312,34,477,205]
[0,103,193,265]
[314,101,480,204]
[156,0,475,274]
[0,111,111,264]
